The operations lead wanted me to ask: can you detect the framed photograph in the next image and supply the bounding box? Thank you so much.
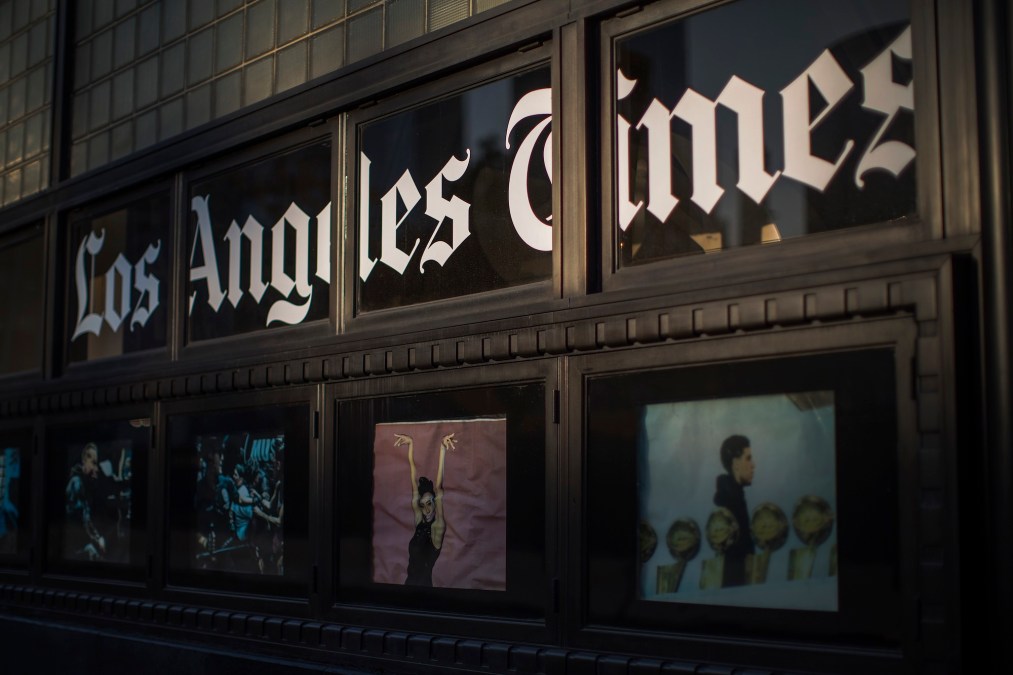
[165,391,313,598]
[44,414,151,582]
[639,391,838,611]
[330,363,552,636]
[344,47,556,330]
[0,426,33,568]
[372,418,508,591]
[580,345,907,649]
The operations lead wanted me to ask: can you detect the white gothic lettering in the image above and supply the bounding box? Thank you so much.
[358,86,553,283]
[616,25,914,230]
[506,87,553,252]
[188,195,331,326]
[358,153,472,282]
[72,229,162,340]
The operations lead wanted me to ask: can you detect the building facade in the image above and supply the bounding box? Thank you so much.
[0,0,1008,673]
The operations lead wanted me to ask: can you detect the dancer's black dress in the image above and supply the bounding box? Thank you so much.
[405,519,441,586]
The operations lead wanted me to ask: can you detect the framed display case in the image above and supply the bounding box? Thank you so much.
[59,183,173,372]
[0,423,34,572]
[163,387,317,606]
[181,128,336,355]
[43,409,152,586]
[343,46,559,333]
[327,360,557,643]
[599,0,941,293]
[570,318,920,670]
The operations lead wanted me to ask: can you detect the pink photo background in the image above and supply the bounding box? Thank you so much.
[371,418,507,590]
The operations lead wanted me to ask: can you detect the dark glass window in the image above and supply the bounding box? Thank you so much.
[65,191,171,364]
[355,66,552,313]
[186,140,331,342]
[0,226,44,375]
[614,0,914,268]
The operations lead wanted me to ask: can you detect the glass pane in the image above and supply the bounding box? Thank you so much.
[386,0,424,48]
[112,15,135,69]
[613,0,915,268]
[310,23,343,79]
[346,7,381,63]
[134,108,157,148]
[110,119,133,159]
[159,95,183,138]
[112,68,134,120]
[278,0,308,44]
[356,67,553,313]
[0,227,44,374]
[90,28,112,79]
[135,56,159,108]
[243,55,274,105]
[246,0,277,59]
[188,0,214,30]
[20,157,39,194]
[428,0,468,32]
[348,0,378,12]
[159,42,185,96]
[312,0,344,29]
[87,131,108,169]
[475,0,509,11]
[186,82,211,128]
[215,12,243,73]
[186,140,332,341]
[276,40,307,92]
[213,70,241,116]
[64,190,172,363]
[137,3,159,55]
[187,27,213,85]
[162,0,186,43]
[89,78,110,129]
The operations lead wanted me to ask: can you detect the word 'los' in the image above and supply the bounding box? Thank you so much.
[72,230,162,340]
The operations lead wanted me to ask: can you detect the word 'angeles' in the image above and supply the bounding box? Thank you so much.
[357,87,553,282]
[188,196,332,326]
[617,26,914,229]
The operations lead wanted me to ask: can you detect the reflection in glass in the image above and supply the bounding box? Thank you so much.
[356,67,552,312]
[66,191,171,364]
[614,0,914,268]
[186,141,331,342]
[0,228,43,374]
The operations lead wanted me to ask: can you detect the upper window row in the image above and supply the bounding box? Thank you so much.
[0,0,917,376]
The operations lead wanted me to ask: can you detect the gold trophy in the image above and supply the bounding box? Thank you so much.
[788,495,834,581]
[639,520,658,564]
[746,502,788,584]
[655,518,700,594]
[700,508,739,590]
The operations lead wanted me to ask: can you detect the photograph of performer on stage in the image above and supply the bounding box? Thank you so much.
[62,439,133,564]
[191,431,285,576]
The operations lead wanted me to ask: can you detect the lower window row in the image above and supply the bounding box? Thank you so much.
[0,337,911,652]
